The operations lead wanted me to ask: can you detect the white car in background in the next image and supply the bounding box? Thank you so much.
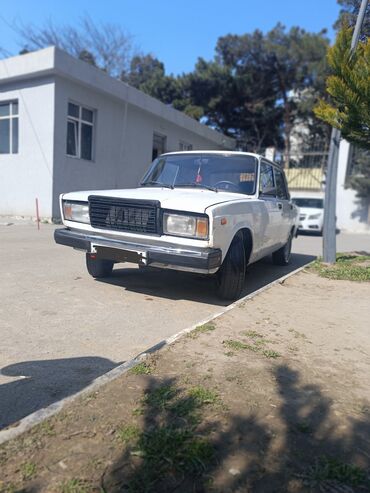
[292,197,324,234]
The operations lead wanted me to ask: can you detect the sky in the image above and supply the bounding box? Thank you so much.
[0,0,341,75]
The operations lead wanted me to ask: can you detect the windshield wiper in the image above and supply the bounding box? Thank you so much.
[174,183,218,192]
[140,181,174,189]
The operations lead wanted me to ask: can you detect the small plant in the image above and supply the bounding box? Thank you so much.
[242,330,263,339]
[188,323,216,339]
[130,361,153,375]
[116,424,140,443]
[224,351,235,357]
[188,386,219,405]
[261,349,280,359]
[223,339,249,351]
[60,479,91,493]
[21,461,37,480]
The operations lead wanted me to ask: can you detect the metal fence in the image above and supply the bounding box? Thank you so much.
[273,145,328,191]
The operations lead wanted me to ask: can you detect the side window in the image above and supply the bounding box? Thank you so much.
[66,102,95,161]
[259,161,275,196]
[0,100,19,154]
[274,169,289,200]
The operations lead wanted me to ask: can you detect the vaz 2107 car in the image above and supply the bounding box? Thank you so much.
[54,152,299,300]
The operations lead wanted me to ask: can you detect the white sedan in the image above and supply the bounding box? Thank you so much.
[55,151,299,300]
[292,197,324,234]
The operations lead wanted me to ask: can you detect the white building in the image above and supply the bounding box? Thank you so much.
[0,47,234,220]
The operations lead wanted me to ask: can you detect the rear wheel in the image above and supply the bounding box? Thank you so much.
[272,232,292,266]
[86,254,114,278]
[216,233,246,300]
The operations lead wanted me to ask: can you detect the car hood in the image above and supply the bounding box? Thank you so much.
[62,187,253,213]
[299,207,324,216]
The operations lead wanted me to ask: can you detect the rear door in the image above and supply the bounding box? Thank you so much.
[274,167,292,244]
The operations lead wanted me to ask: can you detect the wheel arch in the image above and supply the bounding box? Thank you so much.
[225,227,253,266]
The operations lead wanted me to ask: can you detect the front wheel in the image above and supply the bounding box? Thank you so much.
[86,254,114,278]
[216,233,246,300]
[272,232,293,266]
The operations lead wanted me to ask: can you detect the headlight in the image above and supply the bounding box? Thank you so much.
[63,201,90,224]
[163,212,209,239]
[308,213,321,220]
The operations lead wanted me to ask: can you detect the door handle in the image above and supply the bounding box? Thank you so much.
[277,202,283,210]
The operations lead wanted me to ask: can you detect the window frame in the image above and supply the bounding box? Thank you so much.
[0,100,19,155]
[273,167,290,200]
[258,159,277,198]
[66,101,95,161]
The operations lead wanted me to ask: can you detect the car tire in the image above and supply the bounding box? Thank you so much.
[272,232,293,266]
[216,233,246,300]
[86,254,114,278]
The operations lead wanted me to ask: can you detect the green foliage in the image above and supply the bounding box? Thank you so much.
[314,26,370,151]
[188,322,216,339]
[306,455,368,487]
[123,25,330,154]
[310,253,370,281]
[60,479,90,493]
[129,361,153,375]
[21,461,36,480]
[116,424,140,443]
[123,383,218,490]
[123,54,180,104]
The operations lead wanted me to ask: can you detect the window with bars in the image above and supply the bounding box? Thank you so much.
[66,102,95,161]
[0,101,19,154]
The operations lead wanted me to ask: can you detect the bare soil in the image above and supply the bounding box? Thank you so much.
[1,270,370,493]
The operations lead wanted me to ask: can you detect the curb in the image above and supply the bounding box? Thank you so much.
[0,262,311,446]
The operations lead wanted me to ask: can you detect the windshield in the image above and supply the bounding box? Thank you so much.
[140,153,258,195]
[292,198,324,209]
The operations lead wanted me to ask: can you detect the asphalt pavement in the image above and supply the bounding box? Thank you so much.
[0,223,369,429]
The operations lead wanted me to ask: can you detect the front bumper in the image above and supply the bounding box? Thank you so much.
[54,228,222,274]
[298,220,323,232]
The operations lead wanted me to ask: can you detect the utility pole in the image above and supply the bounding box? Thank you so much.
[322,0,369,263]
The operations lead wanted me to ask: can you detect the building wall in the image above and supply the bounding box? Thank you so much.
[0,77,55,217]
[52,77,229,219]
[336,140,370,233]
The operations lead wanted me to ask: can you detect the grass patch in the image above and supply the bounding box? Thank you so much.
[223,339,249,351]
[188,386,219,405]
[305,456,368,488]
[119,383,220,491]
[129,427,214,488]
[223,339,280,359]
[129,361,153,375]
[310,253,370,281]
[188,322,216,339]
[116,424,140,443]
[60,478,91,493]
[242,330,263,339]
[261,349,280,359]
[21,461,36,480]
[142,385,178,410]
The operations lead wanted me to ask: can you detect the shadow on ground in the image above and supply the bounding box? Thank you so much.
[102,366,370,493]
[97,253,315,305]
[0,356,120,430]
